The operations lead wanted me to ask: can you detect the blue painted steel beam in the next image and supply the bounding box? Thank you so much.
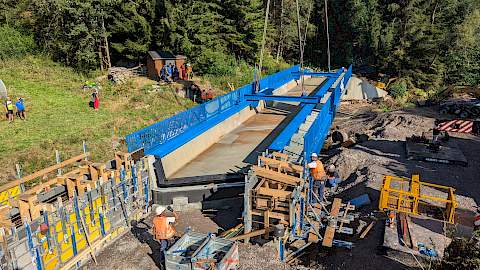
[244,94,320,104]
[268,68,343,151]
[269,104,315,151]
[302,65,353,160]
[291,71,339,77]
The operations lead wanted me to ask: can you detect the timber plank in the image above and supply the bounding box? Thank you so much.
[322,226,335,247]
[0,153,89,193]
[257,187,291,198]
[253,166,301,185]
[330,198,342,216]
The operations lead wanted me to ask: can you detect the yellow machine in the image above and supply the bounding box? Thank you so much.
[375,74,397,91]
[379,174,457,223]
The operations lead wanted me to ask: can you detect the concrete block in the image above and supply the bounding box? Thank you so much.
[291,133,304,144]
[172,196,189,207]
[175,202,202,212]
[299,123,310,132]
[306,114,317,122]
[288,140,303,148]
[284,145,302,155]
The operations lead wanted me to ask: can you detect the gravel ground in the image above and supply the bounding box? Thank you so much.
[239,242,291,270]
[330,103,479,213]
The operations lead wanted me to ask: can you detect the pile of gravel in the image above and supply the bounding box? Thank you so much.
[239,242,291,270]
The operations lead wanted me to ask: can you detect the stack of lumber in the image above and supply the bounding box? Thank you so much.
[108,66,145,84]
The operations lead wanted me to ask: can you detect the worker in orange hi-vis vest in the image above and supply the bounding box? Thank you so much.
[152,206,178,260]
[307,153,326,204]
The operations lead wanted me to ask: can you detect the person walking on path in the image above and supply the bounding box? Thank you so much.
[5,97,14,123]
[152,206,178,261]
[15,97,26,120]
[92,89,100,110]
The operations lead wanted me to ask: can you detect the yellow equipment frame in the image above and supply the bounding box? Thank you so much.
[379,174,457,223]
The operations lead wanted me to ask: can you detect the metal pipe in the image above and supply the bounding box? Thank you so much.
[324,0,331,71]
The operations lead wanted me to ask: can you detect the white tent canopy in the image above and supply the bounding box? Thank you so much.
[0,80,7,99]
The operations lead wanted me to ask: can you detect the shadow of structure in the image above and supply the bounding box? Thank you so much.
[130,219,164,269]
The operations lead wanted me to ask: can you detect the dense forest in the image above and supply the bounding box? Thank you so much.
[1,0,479,95]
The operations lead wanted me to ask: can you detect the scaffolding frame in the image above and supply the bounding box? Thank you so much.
[379,174,457,223]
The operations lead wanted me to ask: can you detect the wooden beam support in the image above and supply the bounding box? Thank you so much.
[251,210,289,222]
[257,187,291,198]
[359,221,375,239]
[253,166,301,186]
[230,227,272,241]
[0,153,89,193]
[322,198,343,247]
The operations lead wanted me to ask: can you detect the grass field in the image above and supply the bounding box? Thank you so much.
[0,56,194,182]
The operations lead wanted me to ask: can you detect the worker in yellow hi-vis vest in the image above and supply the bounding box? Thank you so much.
[5,97,14,123]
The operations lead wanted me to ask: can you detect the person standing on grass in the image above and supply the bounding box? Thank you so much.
[160,65,166,81]
[200,89,207,103]
[186,63,193,80]
[207,88,214,101]
[173,65,179,82]
[167,64,173,82]
[92,89,100,110]
[15,97,26,120]
[180,64,186,80]
[5,97,14,123]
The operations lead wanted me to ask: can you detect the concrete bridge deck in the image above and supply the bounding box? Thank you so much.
[170,77,326,179]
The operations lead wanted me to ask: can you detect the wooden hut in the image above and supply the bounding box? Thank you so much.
[146,51,186,80]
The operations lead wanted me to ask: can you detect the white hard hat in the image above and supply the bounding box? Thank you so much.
[311,153,318,158]
[327,164,336,173]
[155,206,166,215]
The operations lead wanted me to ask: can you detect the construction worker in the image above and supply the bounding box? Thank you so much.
[5,97,14,123]
[152,205,178,259]
[307,153,326,203]
[325,164,340,192]
[388,211,396,228]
